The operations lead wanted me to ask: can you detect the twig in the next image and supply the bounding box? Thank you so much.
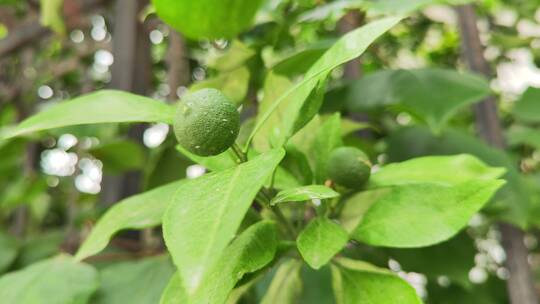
[231,143,247,163]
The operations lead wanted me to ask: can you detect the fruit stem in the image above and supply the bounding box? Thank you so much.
[231,143,247,163]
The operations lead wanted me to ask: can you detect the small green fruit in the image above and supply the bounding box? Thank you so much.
[327,147,371,190]
[173,88,240,156]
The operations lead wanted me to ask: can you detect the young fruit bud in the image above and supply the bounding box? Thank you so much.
[173,88,240,156]
[327,147,371,190]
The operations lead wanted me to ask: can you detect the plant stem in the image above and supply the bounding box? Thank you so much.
[231,143,247,163]
[236,143,296,239]
[256,188,297,239]
[271,205,297,239]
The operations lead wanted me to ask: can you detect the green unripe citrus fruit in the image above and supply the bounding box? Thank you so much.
[327,147,371,190]
[173,88,240,156]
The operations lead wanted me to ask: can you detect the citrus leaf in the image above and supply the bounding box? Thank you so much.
[261,259,303,304]
[160,221,278,304]
[89,140,146,174]
[299,265,334,304]
[311,113,343,183]
[176,144,238,171]
[345,68,490,132]
[297,218,348,269]
[246,16,402,151]
[370,154,506,188]
[152,0,264,40]
[271,185,339,206]
[298,1,362,23]
[1,90,175,140]
[506,125,540,150]
[75,180,185,261]
[189,67,250,105]
[353,179,505,247]
[364,0,471,16]
[386,126,531,228]
[163,149,285,295]
[0,232,17,274]
[207,40,255,72]
[177,144,300,190]
[17,231,65,267]
[270,40,334,76]
[0,255,98,304]
[281,144,314,185]
[94,255,175,304]
[513,87,540,123]
[331,258,421,304]
[40,0,65,34]
[0,24,7,40]
[253,72,294,152]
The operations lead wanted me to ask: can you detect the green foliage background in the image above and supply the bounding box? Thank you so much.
[0,0,539,303]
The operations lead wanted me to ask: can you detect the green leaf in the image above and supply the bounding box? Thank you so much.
[370,154,506,188]
[311,113,343,183]
[0,232,17,274]
[17,231,64,267]
[40,0,65,34]
[339,189,388,233]
[340,118,373,136]
[271,185,339,206]
[89,140,145,174]
[345,68,491,132]
[261,259,303,304]
[513,87,540,123]
[341,155,505,235]
[176,144,238,171]
[152,0,264,40]
[297,218,348,269]
[331,258,421,304]
[163,149,285,295]
[146,146,190,189]
[270,40,334,76]
[207,40,255,72]
[177,144,299,190]
[189,67,250,105]
[281,144,314,185]
[253,72,294,152]
[94,255,175,304]
[226,277,260,304]
[289,115,322,157]
[75,180,185,261]
[272,167,303,190]
[299,265,334,304]
[160,275,186,304]
[507,125,540,150]
[1,90,175,140]
[386,126,531,228]
[246,16,402,150]
[0,24,7,40]
[0,255,98,304]
[363,0,469,15]
[298,1,361,23]
[289,70,328,144]
[353,180,505,247]
[160,221,278,304]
